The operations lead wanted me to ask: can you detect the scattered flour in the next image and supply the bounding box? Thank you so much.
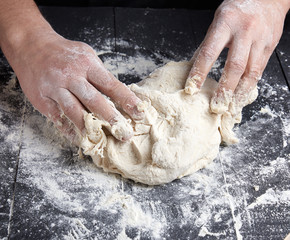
[247,189,290,209]
[198,226,226,237]
[0,30,289,239]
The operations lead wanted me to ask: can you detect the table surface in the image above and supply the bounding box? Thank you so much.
[0,7,289,240]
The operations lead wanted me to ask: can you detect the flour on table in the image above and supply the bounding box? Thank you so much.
[80,61,257,185]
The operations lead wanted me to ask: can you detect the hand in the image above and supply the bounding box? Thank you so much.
[185,0,289,113]
[9,32,144,143]
[0,1,144,143]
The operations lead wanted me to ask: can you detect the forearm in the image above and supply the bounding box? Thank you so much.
[0,0,54,64]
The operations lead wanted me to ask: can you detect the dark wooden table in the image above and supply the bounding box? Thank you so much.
[0,7,289,240]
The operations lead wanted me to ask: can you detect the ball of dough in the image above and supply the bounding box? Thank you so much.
[80,61,256,185]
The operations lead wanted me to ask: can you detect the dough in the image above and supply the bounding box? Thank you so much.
[80,61,257,185]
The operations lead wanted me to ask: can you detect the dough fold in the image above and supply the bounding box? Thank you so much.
[80,61,257,185]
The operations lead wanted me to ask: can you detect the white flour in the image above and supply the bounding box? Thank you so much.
[1,31,289,239]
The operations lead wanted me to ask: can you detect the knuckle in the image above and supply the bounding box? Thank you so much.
[240,16,256,31]
[240,21,251,32]
[75,41,93,54]
[215,6,230,20]
[78,53,93,66]
[106,79,119,90]
[44,67,61,80]
[105,80,124,95]
[246,68,261,81]
[215,8,235,27]
[199,45,217,61]
[215,6,258,33]
[70,43,96,65]
[264,44,275,55]
[78,41,90,49]
[226,59,246,74]
[86,92,102,107]
[62,103,76,117]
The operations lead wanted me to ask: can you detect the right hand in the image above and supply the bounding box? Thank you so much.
[185,0,289,113]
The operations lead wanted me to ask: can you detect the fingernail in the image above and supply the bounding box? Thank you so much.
[132,100,148,120]
[184,75,201,95]
[127,103,144,120]
[210,88,233,114]
[125,98,145,120]
[132,108,145,120]
[110,115,133,142]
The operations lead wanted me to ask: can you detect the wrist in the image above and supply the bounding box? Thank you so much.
[284,0,290,10]
[276,0,290,14]
[0,1,56,67]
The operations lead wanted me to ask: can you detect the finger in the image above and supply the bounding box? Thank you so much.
[52,87,86,132]
[185,22,231,95]
[87,59,144,120]
[69,78,133,141]
[40,97,79,144]
[239,43,264,91]
[230,43,270,114]
[54,115,79,145]
[259,44,274,80]
[210,37,251,114]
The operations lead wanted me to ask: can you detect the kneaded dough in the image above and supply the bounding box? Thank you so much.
[80,61,257,185]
